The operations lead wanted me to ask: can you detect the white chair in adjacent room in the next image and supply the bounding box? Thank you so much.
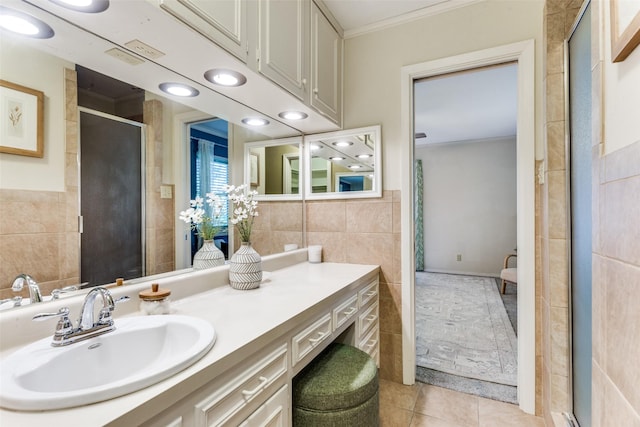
[500,254,517,294]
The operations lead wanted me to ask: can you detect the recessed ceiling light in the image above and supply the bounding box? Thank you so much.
[49,0,110,13]
[204,69,247,87]
[0,7,54,38]
[348,165,362,169]
[242,117,269,127]
[310,144,322,150]
[333,141,353,147]
[329,156,345,161]
[278,111,308,120]
[356,154,372,159]
[158,82,199,97]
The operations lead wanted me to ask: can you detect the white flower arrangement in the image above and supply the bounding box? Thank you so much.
[225,184,259,243]
[179,192,224,241]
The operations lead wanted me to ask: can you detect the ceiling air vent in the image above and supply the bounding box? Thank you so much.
[105,48,144,65]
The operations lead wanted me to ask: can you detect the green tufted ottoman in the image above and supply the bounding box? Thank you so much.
[292,343,379,426]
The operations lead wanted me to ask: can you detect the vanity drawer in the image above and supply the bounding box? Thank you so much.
[358,323,379,364]
[358,301,379,340]
[358,280,379,308]
[238,385,289,427]
[332,294,358,331]
[195,344,288,426]
[292,312,332,366]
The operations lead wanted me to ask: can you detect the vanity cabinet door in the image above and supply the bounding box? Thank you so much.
[257,0,309,101]
[310,3,342,123]
[159,0,248,62]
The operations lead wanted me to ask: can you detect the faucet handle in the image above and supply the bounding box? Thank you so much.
[97,295,130,325]
[33,307,70,321]
[33,307,74,341]
[51,286,79,300]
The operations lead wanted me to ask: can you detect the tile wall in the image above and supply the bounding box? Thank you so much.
[306,190,402,382]
[540,0,582,422]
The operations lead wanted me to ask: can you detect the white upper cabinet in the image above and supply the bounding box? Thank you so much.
[257,0,309,102]
[310,3,342,123]
[160,0,248,62]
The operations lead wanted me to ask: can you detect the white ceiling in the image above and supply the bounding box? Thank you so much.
[323,0,517,146]
[323,0,446,33]
[414,63,518,146]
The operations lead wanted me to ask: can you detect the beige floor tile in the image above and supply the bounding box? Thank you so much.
[413,385,479,427]
[380,400,414,427]
[379,378,422,411]
[410,413,467,427]
[478,397,546,427]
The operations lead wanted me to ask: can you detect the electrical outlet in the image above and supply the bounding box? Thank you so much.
[160,185,172,199]
[456,254,462,262]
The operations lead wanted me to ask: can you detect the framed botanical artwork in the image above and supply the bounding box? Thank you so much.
[0,80,44,158]
[611,0,640,62]
[250,153,259,186]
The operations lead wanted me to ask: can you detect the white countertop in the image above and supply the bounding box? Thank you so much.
[0,261,379,426]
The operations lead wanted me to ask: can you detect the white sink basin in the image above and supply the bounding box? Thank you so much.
[0,315,216,411]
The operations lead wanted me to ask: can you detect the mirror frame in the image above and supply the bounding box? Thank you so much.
[304,125,382,200]
[244,137,304,201]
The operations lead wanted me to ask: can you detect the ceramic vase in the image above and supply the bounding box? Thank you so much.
[193,240,225,270]
[229,242,262,290]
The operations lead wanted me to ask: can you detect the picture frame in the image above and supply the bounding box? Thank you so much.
[250,153,259,186]
[610,0,640,63]
[0,80,44,158]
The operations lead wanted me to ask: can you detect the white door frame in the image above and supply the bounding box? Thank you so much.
[400,39,536,414]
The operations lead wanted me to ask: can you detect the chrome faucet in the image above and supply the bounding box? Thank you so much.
[33,287,129,347]
[78,287,117,331]
[12,274,43,303]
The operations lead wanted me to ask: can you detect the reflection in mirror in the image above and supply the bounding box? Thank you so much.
[304,125,381,199]
[0,10,303,310]
[244,137,303,201]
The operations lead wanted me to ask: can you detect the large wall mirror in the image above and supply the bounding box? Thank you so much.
[304,125,381,199]
[0,2,303,310]
[244,137,303,201]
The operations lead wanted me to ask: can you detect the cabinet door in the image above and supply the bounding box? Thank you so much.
[160,0,248,62]
[258,0,308,101]
[310,3,342,123]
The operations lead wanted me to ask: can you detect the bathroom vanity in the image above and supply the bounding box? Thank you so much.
[0,251,379,426]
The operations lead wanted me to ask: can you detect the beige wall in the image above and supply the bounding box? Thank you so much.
[417,137,517,276]
[0,42,70,192]
[341,0,545,386]
[591,0,640,425]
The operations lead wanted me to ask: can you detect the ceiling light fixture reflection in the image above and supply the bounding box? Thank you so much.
[310,144,322,150]
[348,165,362,169]
[0,7,54,38]
[356,154,371,159]
[278,111,308,121]
[242,117,269,127]
[329,156,345,161]
[333,141,353,147]
[49,0,110,13]
[158,82,199,97]
[204,69,247,87]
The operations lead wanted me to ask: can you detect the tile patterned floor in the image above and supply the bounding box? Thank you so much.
[379,379,546,427]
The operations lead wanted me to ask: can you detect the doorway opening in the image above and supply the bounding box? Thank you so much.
[401,40,537,413]
[413,63,519,402]
[187,119,230,262]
